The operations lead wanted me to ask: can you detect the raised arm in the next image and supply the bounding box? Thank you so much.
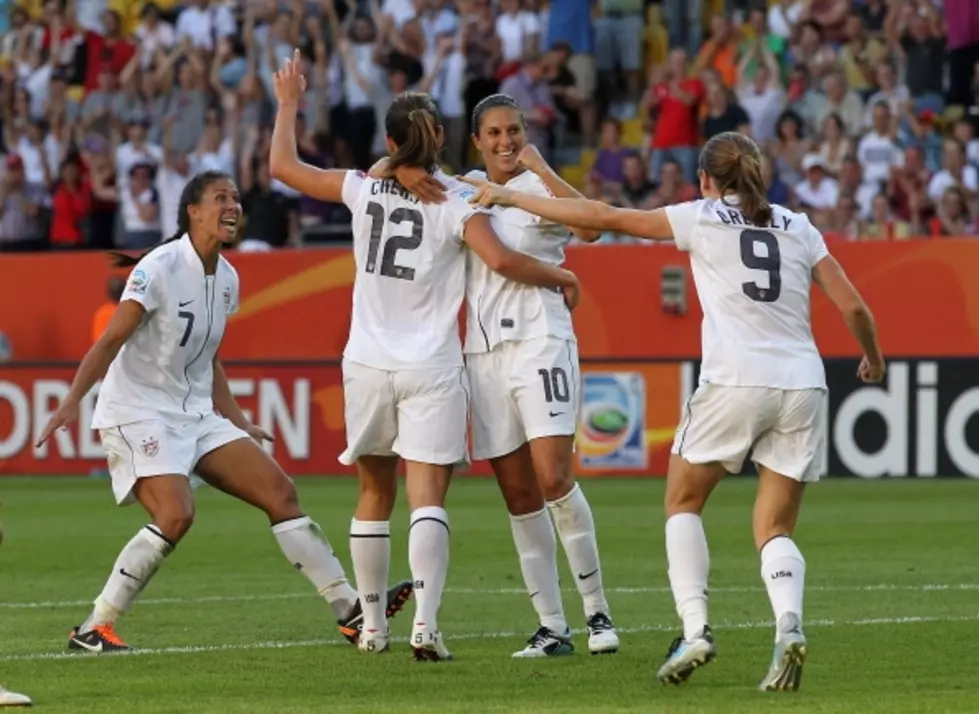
[268,50,346,203]
[462,178,675,241]
[515,145,602,242]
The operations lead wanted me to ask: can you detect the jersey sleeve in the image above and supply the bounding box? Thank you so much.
[806,221,830,267]
[664,200,702,252]
[445,188,485,245]
[341,170,367,210]
[120,259,164,313]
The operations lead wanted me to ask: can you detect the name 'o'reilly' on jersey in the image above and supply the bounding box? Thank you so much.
[92,235,240,428]
[463,169,574,354]
[341,169,484,371]
[665,197,828,390]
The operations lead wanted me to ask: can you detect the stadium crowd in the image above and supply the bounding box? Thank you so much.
[0,0,977,251]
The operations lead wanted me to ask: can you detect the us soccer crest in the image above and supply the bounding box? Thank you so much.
[140,437,159,458]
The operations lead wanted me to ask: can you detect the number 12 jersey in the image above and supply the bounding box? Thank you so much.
[665,197,829,390]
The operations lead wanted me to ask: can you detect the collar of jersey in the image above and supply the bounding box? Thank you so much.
[179,233,219,277]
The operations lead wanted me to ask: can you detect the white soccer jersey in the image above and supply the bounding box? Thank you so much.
[463,169,574,354]
[341,169,483,371]
[92,235,240,428]
[665,197,828,390]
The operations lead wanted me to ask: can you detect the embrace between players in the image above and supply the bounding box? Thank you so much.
[37,50,884,691]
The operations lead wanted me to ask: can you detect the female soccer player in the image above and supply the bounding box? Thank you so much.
[269,54,582,660]
[37,170,412,654]
[383,94,620,658]
[461,131,885,690]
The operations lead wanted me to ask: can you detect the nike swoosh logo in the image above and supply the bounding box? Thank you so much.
[529,591,540,598]
[119,568,142,582]
[179,300,194,307]
[577,569,599,580]
[72,638,103,653]
[548,411,564,417]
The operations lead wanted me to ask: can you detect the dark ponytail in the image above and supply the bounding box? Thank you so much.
[107,170,233,268]
[385,91,443,172]
[698,132,774,227]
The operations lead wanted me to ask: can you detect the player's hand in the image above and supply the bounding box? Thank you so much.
[459,175,516,207]
[517,144,545,174]
[562,277,581,311]
[857,356,886,384]
[245,424,275,443]
[394,165,447,204]
[36,400,80,448]
[273,49,306,107]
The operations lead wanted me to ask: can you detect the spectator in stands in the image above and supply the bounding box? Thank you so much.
[930,185,972,236]
[91,275,125,346]
[595,0,644,104]
[857,101,904,190]
[702,81,750,140]
[546,42,595,150]
[953,119,979,166]
[886,0,946,114]
[591,117,628,186]
[499,53,556,155]
[768,109,810,187]
[0,154,46,252]
[119,162,161,248]
[928,139,979,203]
[831,192,861,239]
[795,152,840,212]
[762,153,791,206]
[648,157,697,208]
[737,48,785,144]
[816,112,851,177]
[838,154,877,219]
[838,11,887,98]
[618,152,656,209]
[694,16,738,88]
[816,70,864,138]
[642,48,702,183]
[862,193,913,240]
[863,61,909,129]
[49,156,90,248]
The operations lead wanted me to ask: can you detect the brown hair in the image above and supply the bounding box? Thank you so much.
[385,92,442,172]
[698,132,774,227]
[108,170,231,268]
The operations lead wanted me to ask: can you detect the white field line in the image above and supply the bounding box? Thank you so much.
[2,613,977,663]
[1,582,978,611]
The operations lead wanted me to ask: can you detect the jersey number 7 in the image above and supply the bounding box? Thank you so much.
[365,201,424,281]
[739,230,781,303]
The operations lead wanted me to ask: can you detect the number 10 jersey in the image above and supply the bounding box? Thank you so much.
[341,170,484,372]
[665,197,828,390]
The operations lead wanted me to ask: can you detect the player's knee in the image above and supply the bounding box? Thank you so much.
[537,468,574,503]
[499,478,543,515]
[154,504,195,542]
[356,477,397,517]
[261,474,302,522]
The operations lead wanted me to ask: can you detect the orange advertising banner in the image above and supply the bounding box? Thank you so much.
[0,363,682,476]
[0,240,977,362]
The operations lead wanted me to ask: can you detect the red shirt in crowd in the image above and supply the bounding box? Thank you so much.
[650,79,704,150]
[50,180,93,247]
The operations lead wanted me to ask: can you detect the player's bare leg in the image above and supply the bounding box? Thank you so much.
[196,438,412,646]
[69,475,189,653]
[404,459,453,662]
[657,454,726,684]
[0,684,31,707]
[350,455,401,652]
[753,466,808,692]
[532,434,618,654]
[492,444,572,658]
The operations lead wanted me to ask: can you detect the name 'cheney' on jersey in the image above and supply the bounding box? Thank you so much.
[92,235,240,429]
[665,198,829,390]
[341,169,484,371]
[463,169,575,354]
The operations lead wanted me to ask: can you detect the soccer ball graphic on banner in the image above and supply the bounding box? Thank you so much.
[577,372,647,470]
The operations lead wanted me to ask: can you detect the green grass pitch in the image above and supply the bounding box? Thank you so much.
[0,476,976,713]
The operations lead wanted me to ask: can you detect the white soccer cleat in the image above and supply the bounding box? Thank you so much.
[0,685,31,707]
[511,626,574,658]
[759,614,808,692]
[656,626,716,685]
[358,628,390,654]
[411,624,452,662]
[586,613,619,654]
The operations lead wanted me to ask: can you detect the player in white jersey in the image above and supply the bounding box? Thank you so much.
[37,170,412,655]
[269,55,580,660]
[462,131,885,690]
[383,93,619,658]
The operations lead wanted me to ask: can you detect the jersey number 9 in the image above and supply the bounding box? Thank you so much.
[365,201,425,281]
[739,230,781,303]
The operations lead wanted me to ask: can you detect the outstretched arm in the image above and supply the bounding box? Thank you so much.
[516,145,601,242]
[269,50,347,203]
[463,178,675,241]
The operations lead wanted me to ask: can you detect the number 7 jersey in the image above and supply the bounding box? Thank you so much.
[665,198,828,390]
[341,169,484,371]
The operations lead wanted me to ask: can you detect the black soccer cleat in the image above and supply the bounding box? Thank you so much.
[338,580,414,645]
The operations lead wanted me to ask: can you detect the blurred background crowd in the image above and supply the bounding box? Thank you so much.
[0,0,977,251]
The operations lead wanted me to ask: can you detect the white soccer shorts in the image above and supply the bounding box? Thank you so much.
[338,359,470,467]
[99,412,250,505]
[671,384,828,482]
[467,336,580,461]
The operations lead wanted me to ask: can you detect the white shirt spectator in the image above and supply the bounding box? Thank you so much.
[496,11,540,63]
[344,43,382,110]
[927,167,979,202]
[428,50,467,120]
[174,4,236,52]
[116,142,164,187]
[135,20,176,69]
[767,1,805,40]
[16,135,59,187]
[738,87,786,144]
[196,139,234,175]
[121,184,161,232]
[857,131,904,187]
[381,0,417,30]
[157,166,193,237]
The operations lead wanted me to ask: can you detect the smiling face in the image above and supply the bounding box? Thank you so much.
[473,105,526,179]
[189,178,242,245]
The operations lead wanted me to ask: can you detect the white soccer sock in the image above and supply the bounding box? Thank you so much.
[408,506,449,631]
[272,516,358,620]
[81,525,173,632]
[349,519,391,636]
[760,535,806,640]
[510,508,568,633]
[665,513,710,641]
[547,484,609,618]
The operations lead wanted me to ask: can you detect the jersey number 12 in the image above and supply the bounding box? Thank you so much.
[364,201,424,281]
[739,230,781,302]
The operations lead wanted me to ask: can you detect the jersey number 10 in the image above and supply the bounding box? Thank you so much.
[365,201,425,282]
[739,230,782,303]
